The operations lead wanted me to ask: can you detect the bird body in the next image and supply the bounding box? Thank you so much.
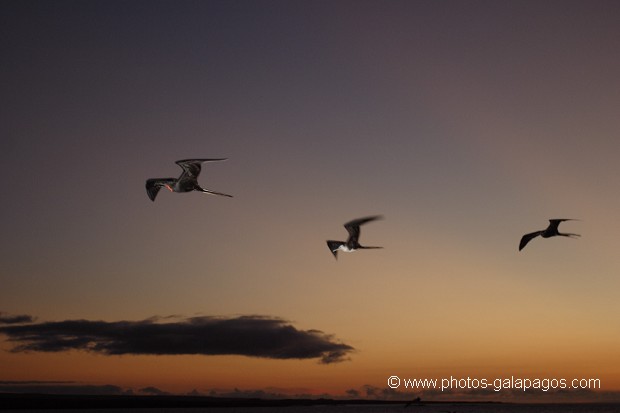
[146,159,232,201]
[326,215,383,259]
[519,219,580,251]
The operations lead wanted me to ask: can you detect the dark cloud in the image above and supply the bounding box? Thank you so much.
[345,388,360,398]
[139,386,169,396]
[0,380,74,385]
[0,381,126,395]
[353,384,620,403]
[206,387,331,400]
[359,384,414,401]
[209,387,283,399]
[0,312,35,324]
[0,315,354,364]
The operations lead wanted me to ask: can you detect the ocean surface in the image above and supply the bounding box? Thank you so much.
[3,404,620,413]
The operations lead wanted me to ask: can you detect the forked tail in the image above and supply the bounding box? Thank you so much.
[199,187,233,197]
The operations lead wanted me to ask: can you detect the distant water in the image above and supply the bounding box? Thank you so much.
[3,404,620,413]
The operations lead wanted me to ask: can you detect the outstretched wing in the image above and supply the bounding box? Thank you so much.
[548,218,574,232]
[175,158,228,178]
[343,215,383,243]
[145,178,175,201]
[326,240,344,259]
[519,231,542,251]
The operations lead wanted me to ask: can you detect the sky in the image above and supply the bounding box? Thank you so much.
[1,0,620,403]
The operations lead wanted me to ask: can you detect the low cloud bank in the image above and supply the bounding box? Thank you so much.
[0,315,353,364]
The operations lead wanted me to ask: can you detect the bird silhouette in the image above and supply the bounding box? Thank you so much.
[326,216,383,259]
[146,159,232,201]
[519,219,580,251]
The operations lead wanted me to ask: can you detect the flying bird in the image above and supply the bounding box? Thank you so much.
[326,215,383,259]
[519,219,580,251]
[146,159,233,201]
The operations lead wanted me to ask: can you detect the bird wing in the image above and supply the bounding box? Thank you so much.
[326,240,344,259]
[343,215,382,242]
[548,218,574,231]
[145,178,175,201]
[175,158,227,178]
[519,230,542,251]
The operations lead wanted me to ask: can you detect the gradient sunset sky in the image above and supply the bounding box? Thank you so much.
[2,0,620,402]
